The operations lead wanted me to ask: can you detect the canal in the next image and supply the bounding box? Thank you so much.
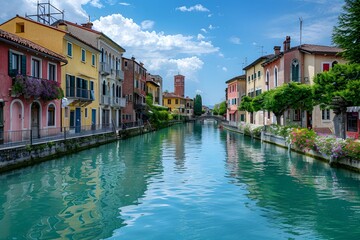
[0,122,360,239]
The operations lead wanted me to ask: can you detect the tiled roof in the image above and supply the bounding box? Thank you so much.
[226,74,246,84]
[0,29,67,62]
[298,44,342,54]
[163,92,182,98]
[243,54,274,70]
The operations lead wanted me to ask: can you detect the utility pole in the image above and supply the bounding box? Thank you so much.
[299,17,303,46]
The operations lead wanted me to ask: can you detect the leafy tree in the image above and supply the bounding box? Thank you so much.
[263,82,314,125]
[332,0,360,63]
[218,101,227,116]
[194,94,203,116]
[239,96,254,112]
[213,104,219,115]
[313,63,360,138]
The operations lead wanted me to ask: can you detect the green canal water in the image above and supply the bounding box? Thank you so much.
[1,122,360,239]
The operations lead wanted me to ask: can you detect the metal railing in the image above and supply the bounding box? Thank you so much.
[0,124,115,149]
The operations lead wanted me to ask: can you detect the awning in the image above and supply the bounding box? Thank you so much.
[346,106,360,112]
[229,110,237,114]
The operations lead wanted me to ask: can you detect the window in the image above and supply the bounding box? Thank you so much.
[175,99,179,104]
[67,42,73,57]
[92,54,96,66]
[65,107,69,118]
[291,59,299,82]
[16,22,25,33]
[81,49,86,62]
[168,99,171,104]
[47,104,55,126]
[31,58,41,78]
[258,71,260,78]
[85,108,88,118]
[266,70,270,91]
[293,109,301,121]
[66,74,75,97]
[322,63,330,72]
[48,63,56,81]
[248,76,250,82]
[9,51,26,76]
[322,109,330,120]
[347,112,358,132]
[274,67,278,87]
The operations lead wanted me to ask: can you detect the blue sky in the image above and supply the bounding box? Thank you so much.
[1,0,344,106]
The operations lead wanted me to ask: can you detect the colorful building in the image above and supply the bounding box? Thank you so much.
[225,75,246,125]
[0,16,101,133]
[54,20,126,128]
[122,57,147,124]
[0,29,67,144]
[243,54,274,125]
[146,74,161,105]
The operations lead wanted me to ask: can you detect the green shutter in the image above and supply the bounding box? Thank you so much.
[8,51,13,76]
[21,55,26,75]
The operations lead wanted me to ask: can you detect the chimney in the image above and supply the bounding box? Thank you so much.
[283,36,291,52]
[57,21,68,31]
[274,46,281,55]
[81,22,93,29]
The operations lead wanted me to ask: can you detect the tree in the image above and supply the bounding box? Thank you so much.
[313,63,360,138]
[194,94,203,116]
[332,0,360,63]
[263,82,314,125]
[239,96,254,112]
[218,101,227,116]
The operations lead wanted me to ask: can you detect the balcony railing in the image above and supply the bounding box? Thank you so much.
[101,95,111,105]
[66,88,95,101]
[100,62,111,76]
[112,97,126,107]
[115,70,124,80]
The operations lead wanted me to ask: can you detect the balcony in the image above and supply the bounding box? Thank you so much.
[100,62,110,76]
[101,95,111,105]
[115,69,124,81]
[112,97,126,108]
[134,102,146,111]
[66,87,95,103]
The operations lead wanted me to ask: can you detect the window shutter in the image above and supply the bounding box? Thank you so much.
[8,51,12,76]
[21,55,26,75]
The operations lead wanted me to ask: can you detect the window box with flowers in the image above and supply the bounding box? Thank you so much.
[11,75,63,100]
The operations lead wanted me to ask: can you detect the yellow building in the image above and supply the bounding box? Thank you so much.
[163,92,185,114]
[146,78,160,105]
[1,16,100,131]
[243,54,273,125]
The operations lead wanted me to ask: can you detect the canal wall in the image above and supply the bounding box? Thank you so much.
[222,124,360,173]
[261,131,360,173]
[0,132,117,173]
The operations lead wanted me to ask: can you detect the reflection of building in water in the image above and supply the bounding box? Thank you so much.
[225,131,240,176]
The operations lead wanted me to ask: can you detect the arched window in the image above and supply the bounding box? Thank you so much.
[266,70,270,91]
[102,81,106,95]
[112,83,115,97]
[47,104,55,126]
[332,61,338,68]
[291,59,299,82]
[274,67,278,87]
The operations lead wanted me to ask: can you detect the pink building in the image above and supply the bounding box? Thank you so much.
[225,75,246,124]
[0,29,67,144]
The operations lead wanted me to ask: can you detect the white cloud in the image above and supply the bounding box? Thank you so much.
[200,28,208,33]
[208,24,215,30]
[176,4,209,12]
[222,67,228,72]
[90,0,103,8]
[208,14,213,18]
[141,20,154,30]
[196,90,203,94]
[93,14,218,80]
[197,34,205,40]
[230,37,241,45]
[119,2,130,6]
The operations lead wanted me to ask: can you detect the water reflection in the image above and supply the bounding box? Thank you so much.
[223,130,360,239]
[0,124,359,239]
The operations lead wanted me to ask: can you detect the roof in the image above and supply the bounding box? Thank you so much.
[146,79,160,87]
[262,52,284,67]
[243,54,274,70]
[163,92,184,99]
[55,20,126,53]
[298,44,342,55]
[0,29,67,63]
[225,74,246,84]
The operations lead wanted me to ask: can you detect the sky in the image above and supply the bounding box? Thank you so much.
[1,0,345,106]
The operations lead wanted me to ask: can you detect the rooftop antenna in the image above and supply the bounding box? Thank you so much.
[26,0,64,25]
[299,17,303,46]
[242,57,248,72]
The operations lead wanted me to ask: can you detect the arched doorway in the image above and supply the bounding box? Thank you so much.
[31,102,41,138]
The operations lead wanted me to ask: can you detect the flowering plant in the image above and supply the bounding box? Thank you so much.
[12,75,62,100]
[315,136,347,159]
[289,128,317,151]
[343,139,360,161]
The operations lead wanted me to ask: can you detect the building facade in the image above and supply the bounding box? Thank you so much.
[0,29,66,144]
[225,75,246,125]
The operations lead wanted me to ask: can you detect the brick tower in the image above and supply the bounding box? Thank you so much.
[174,74,185,97]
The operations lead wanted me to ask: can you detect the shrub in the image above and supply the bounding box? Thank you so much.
[289,128,317,151]
[343,139,360,160]
[315,136,347,159]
